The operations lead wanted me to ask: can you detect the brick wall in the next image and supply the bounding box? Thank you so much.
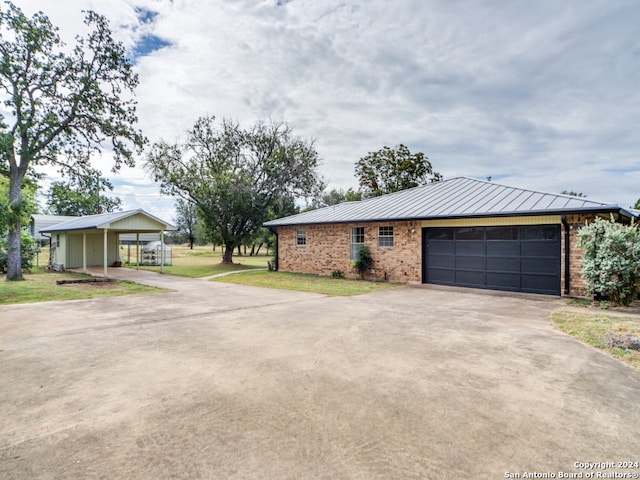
[563,214,600,297]
[277,221,422,282]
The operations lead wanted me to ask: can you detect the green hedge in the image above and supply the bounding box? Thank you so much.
[578,217,640,306]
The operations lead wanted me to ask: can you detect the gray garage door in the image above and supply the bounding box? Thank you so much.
[423,225,561,295]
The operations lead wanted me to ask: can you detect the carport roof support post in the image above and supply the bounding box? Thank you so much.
[82,233,87,274]
[103,228,108,278]
[160,230,164,274]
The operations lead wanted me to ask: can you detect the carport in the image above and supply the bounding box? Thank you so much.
[40,209,176,277]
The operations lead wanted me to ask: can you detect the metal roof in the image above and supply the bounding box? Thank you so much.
[29,215,79,240]
[40,209,176,233]
[264,177,637,227]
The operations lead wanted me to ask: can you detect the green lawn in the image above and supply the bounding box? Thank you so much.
[4,245,391,303]
[1,269,166,305]
[125,245,270,278]
[552,310,640,372]
[211,270,398,296]
[131,262,265,278]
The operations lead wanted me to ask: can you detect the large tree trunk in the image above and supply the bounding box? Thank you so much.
[6,167,25,281]
[222,245,234,264]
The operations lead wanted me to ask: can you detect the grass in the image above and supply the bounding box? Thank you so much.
[211,270,398,296]
[8,244,392,303]
[124,244,270,278]
[552,310,640,372]
[0,269,166,305]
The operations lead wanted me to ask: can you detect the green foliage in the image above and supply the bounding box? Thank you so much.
[0,175,37,232]
[353,245,374,279]
[331,269,345,278]
[145,116,323,264]
[578,216,640,306]
[0,229,36,273]
[634,198,640,210]
[345,188,363,202]
[316,187,362,207]
[45,172,121,216]
[174,198,198,249]
[0,3,146,280]
[561,190,586,197]
[320,188,346,207]
[355,144,441,198]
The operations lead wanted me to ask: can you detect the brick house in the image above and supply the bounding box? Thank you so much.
[264,177,638,297]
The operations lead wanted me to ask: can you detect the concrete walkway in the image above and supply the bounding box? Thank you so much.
[67,265,268,286]
[1,270,639,479]
[200,268,267,281]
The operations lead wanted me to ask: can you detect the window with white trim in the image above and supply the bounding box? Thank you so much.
[378,226,394,247]
[296,229,307,246]
[351,227,364,259]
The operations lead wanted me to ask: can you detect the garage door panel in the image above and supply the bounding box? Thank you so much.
[522,274,558,292]
[424,225,560,295]
[521,258,559,274]
[428,241,455,254]
[522,226,559,240]
[455,241,484,256]
[456,256,485,270]
[486,226,519,240]
[487,257,520,273]
[521,241,558,256]
[487,272,520,289]
[456,270,485,285]
[486,242,519,256]
[428,268,455,283]
[428,255,455,268]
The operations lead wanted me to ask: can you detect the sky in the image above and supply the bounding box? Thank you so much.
[9,0,640,222]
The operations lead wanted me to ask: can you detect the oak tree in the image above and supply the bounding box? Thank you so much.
[355,144,441,198]
[45,171,122,216]
[174,198,197,249]
[145,116,323,264]
[0,3,145,280]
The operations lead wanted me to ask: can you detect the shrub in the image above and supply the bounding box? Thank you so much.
[331,269,345,278]
[0,230,37,273]
[578,216,640,306]
[353,245,374,279]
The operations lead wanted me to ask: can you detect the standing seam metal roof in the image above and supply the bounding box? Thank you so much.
[40,209,176,233]
[264,177,636,227]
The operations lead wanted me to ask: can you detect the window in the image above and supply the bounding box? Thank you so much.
[378,226,393,247]
[486,227,519,241]
[351,227,364,259]
[55,234,60,248]
[296,229,307,246]
[427,228,454,241]
[456,227,484,240]
[522,226,559,240]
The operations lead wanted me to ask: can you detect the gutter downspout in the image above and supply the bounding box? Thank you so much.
[561,215,570,295]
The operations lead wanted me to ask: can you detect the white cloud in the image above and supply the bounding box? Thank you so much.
[12,0,640,216]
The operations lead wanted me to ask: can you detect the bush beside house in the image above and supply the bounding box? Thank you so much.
[578,217,640,306]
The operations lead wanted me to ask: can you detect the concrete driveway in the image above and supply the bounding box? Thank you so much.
[1,270,639,479]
